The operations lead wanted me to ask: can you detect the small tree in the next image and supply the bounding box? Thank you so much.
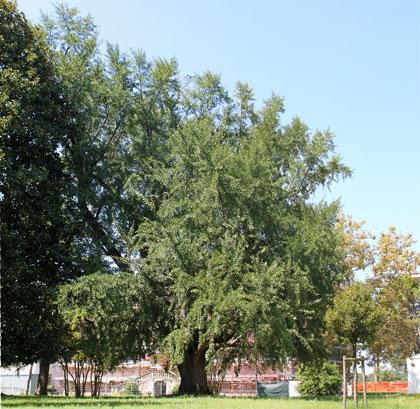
[334,221,420,375]
[370,275,419,366]
[296,361,341,396]
[57,272,161,397]
[123,380,140,396]
[325,282,381,358]
[370,228,420,365]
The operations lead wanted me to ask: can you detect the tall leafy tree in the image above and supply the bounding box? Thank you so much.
[335,214,375,284]
[0,0,81,392]
[370,228,420,369]
[371,275,419,366]
[2,3,353,397]
[41,4,181,273]
[1,0,63,364]
[138,77,350,394]
[372,227,420,284]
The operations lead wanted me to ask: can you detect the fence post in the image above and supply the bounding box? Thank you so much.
[361,360,367,408]
[342,356,347,409]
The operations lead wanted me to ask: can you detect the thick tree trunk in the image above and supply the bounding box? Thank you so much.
[178,343,210,395]
[37,360,49,396]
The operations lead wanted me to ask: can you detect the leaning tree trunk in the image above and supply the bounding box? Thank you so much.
[178,342,210,395]
[25,363,33,395]
[37,360,49,396]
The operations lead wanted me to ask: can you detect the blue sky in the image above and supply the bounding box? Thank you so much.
[18,0,420,247]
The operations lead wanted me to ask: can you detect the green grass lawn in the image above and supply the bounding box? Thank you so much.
[2,395,419,409]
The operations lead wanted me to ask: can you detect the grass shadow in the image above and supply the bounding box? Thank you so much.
[1,396,192,408]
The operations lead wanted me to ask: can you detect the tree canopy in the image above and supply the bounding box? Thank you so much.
[138,79,350,392]
[0,0,77,368]
[325,282,381,357]
[41,3,181,273]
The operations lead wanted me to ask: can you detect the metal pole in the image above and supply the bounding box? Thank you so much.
[361,360,367,408]
[342,356,347,409]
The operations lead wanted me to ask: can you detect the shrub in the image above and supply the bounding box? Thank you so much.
[379,368,406,381]
[296,361,341,396]
[123,380,139,396]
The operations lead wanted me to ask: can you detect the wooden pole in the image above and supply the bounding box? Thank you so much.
[361,360,367,408]
[353,360,358,409]
[342,356,347,409]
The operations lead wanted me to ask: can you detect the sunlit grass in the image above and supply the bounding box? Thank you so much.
[2,394,419,409]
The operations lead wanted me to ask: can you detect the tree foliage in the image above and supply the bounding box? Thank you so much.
[328,220,420,365]
[371,275,419,363]
[41,3,180,273]
[372,228,420,361]
[335,215,375,283]
[373,227,420,284]
[56,272,161,396]
[296,361,342,396]
[325,282,381,357]
[138,76,350,393]
[0,0,77,367]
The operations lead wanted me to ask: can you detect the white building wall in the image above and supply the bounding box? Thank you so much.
[0,364,39,395]
[407,354,420,394]
[288,380,301,397]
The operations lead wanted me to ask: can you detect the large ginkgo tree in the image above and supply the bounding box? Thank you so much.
[137,77,351,394]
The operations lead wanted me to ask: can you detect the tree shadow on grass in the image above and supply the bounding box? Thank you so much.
[1,396,193,408]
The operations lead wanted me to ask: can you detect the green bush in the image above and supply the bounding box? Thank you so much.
[296,361,341,396]
[123,380,139,396]
[379,368,407,381]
